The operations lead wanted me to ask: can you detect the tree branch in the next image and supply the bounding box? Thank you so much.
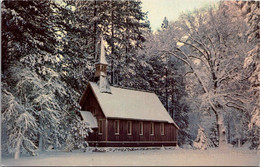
[160,48,209,94]
[226,102,247,112]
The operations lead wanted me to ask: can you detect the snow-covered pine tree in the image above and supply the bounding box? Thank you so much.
[59,0,150,88]
[193,126,214,150]
[1,84,38,159]
[54,0,96,97]
[237,1,260,151]
[1,0,82,158]
[161,17,169,30]
[104,0,150,85]
[64,115,92,152]
[174,103,192,146]
[5,63,68,153]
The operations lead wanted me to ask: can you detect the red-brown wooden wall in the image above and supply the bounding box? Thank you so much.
[81,86,178,147]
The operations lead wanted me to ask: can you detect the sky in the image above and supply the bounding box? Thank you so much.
[141,0,219,31]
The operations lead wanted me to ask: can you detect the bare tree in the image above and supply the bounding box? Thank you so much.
[161,3,253,147]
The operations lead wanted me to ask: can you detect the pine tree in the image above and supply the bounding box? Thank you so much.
[102,0,150,85]
[193,126,214,150]
[161,17,169,30]
[1,0,79,158]
[2,84,38,158]
[237,1,259,151]
[59,0,150,87]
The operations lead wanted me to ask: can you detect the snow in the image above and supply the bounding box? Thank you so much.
[89,82,178,127]
[99,34,108,65]
[80,111,98,128]
[98,75,111,93]
[2,147,259,166]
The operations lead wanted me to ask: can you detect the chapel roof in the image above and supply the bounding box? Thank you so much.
[80,82,179,129]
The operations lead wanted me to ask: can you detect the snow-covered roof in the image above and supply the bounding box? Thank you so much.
[86,82,179,128]
[98,75,111,93]
[80,111,98,128]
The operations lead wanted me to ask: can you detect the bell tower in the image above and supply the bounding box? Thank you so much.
[94,34,111,93]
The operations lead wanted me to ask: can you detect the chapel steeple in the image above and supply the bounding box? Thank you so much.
[94,35,108,80]
[94,34,111,93]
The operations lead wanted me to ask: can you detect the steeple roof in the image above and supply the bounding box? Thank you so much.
[94,33,111,93]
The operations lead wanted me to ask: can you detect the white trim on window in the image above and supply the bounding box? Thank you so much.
[160,123,165,135]
[127,121,132,135]
[150,122,154,136]
[114,120,120,135]
[93,108,97,116]
[139,121,143,135]
[98,119,104,135]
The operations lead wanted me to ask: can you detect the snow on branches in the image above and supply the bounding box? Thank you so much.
[1,86,38,159]
[193,126,215,150]
[63,116,92,152]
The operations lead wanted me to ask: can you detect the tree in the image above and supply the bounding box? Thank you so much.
[237,1,260,151]
[1,0,150,158]
[63,116,92,152]
[126,25,192,146]
[161,17,169,30]
[2,84,38,159]
[1,1,60,73]
[1,0,78,158]
[161,3,253,147]
[193,127,213,150]
[193,126,214,150]
[105,0,150,85]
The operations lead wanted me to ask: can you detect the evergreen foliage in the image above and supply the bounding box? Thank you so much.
[1,0,150,158]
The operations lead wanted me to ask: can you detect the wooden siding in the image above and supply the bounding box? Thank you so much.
[81,84,178,147]
[106,119,176,142]
[81,88,106,142]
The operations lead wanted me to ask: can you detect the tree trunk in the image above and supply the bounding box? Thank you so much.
[238,139,241,147]
[227,121,230,143]
[165,67,168,112]
[111,4,115,85]
[168,48,229,148]
[171,79,175,118]
[38,117,44,152]
[111,59,114,85]
[39,133,43,151]
[93,0,98,61]
[214,111,227,148]
[14,136,21,159]
[171,93,174,118]
[211,70,227,147]
[257,137,260,154]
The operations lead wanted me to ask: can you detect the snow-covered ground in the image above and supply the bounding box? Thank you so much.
[2,147,259,166]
